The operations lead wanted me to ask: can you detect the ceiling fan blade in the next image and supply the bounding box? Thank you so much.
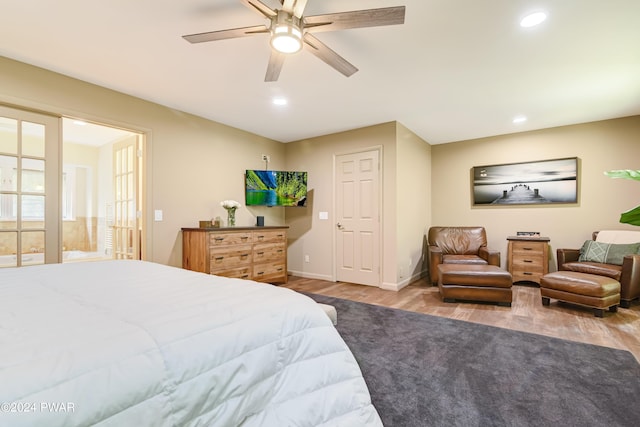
[281,0,295,14]
[304,6,405,33]
[239,0,276,18]
[303,33,358,77]
[292,0,308,18]
[265,50,286,82]
[281,0,307,18]
[182,24,268,43]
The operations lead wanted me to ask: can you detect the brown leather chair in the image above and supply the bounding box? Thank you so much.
[557,231,640,308]
[427,226,501,285]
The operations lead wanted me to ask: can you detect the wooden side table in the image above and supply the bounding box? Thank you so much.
[507,236,550,285]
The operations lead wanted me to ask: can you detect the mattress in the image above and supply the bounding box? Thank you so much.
[0,260,381,426]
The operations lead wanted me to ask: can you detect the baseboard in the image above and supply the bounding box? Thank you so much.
[287,270,333,282]
[291,270,427,291]
[381,270,427,291]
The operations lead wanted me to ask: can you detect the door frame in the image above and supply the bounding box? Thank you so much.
[332,145,383,286]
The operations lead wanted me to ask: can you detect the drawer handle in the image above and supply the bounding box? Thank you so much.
[524,272,533,275]
[241,275,249,279]
[256,271,264,275]
[523,247,533,250]
[257,251,264,255]
[214,256,224,261]
[277,268,283,271]
[240,254,249,258]
[214,237,225,241]
[257,235,265,240]
[240,236,248,240]
[277,249,283,253]
[524,260,533,263]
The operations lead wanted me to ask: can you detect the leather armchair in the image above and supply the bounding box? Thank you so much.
[427,226,501,285]
[557,231,640,308]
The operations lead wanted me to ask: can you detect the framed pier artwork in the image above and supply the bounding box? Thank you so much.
[472,157,578,206]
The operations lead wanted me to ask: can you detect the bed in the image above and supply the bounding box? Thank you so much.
[0,260,382,427]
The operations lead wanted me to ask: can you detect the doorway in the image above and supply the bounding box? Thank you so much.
[334,148,382,286]
[61,118,145,263]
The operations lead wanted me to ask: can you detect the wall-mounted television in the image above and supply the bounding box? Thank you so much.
[245,170,308,207]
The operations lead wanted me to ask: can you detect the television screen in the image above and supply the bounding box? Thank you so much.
[245,170,307,207]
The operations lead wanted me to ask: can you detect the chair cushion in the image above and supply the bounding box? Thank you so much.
[428,227,487,255]
[562,261,622,281]
[443,255,488,265]
[578,240,640,265]
[596,230,640,244]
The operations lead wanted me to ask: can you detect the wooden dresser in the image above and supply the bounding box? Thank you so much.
[182,226,288,284]
[507,236,550,285]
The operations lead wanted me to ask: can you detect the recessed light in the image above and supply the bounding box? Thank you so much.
[520,12,547,28]
[513,116,527,124]
[272,97,288,106]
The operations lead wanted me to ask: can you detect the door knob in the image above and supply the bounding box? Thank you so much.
[337,222,344,230]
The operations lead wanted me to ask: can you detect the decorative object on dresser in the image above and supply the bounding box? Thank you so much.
[507,235,550,285]
[220,199,241,227]
[182,226,288,284]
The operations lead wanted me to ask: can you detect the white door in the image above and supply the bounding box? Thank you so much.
[335,149,381,286]
[0,105,60,267]
[112,137,141,259]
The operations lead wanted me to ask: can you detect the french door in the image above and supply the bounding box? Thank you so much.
[0,105,60,267]
[112,136,141,259]
[335,148,381,286]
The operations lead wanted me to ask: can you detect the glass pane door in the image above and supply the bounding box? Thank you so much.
[0,105,60,267]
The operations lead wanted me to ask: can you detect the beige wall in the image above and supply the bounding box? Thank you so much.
[0,56,285,266]
[431,116,640,272]
[2,56,638,288]
[396,123,431,286]
[285,122,398,285]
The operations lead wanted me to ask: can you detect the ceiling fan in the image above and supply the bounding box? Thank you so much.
[182,0,406,82]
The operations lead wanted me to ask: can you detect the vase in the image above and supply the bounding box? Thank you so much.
[226,207,236,227]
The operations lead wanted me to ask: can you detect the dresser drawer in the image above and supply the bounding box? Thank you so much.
[211,265,252,280]
[209,244,252,269]
[253,262,286,282]
[252,230,286,244]
[209,232,253,246]
[253,243,286,263]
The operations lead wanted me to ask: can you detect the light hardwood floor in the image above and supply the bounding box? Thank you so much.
[282,276,640,362]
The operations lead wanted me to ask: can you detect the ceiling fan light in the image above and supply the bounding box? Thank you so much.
[271,25,302,53]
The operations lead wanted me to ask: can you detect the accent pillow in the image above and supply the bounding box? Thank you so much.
[578,240,640,265]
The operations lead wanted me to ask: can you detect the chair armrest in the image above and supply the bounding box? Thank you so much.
[620,254,640,301]
[427,245,443,284]
[557,248,580,269]
[478,247,501,266]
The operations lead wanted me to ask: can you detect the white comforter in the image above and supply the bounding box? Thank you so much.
[0,260,381,427]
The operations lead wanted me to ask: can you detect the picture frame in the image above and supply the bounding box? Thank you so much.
[472,157,578,206]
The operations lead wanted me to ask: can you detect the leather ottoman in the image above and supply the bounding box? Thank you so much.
[437,264,513,306]
[540,271,620,317]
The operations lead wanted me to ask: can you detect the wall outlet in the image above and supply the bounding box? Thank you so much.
[261,154,270,162]
[304,254,310,263]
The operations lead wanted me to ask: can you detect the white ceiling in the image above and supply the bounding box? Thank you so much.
[1,0,639,145]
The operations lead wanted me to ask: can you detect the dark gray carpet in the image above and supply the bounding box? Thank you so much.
[308,294,640,427]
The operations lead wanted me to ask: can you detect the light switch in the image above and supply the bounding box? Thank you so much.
[154,210,163,221]
[319,211,329,220]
